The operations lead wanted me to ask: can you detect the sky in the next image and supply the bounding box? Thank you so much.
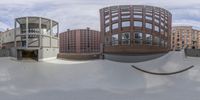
[0,0,200,32]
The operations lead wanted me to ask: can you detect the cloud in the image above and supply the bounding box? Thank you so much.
[0,0,200,31]
[0,22,11,32]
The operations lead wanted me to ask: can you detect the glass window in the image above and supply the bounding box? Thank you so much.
[161,40,165,47]
[112,34,119,46]
[121,15,130,18]
[112,23,118,30]
[155,14,160,18]
[154,36,160,45]
[146,34,152,45]
[146,12,153,16]
[146,16,152,20]
[105,19,109,24]
[161,22,164,26]
[134,21,143,27]
[165,42,168,47]
[105,26,110,32]
[145,23,152,29]
[155,18,159,23]
[105,15,109,19]
[161,17,164,21]
[121,11,130,14]
[165,32,168,37]
[135,32,143,44]
[161,29,164,34]
[122,21,130,27]
[105,36,110,45]
[112,16,118,21]
[165,25,168,29]
[165,20,168,24]
[112,12,118,16]
[155,26,159,32]
[133,15,142,18]
[122,32,130,45]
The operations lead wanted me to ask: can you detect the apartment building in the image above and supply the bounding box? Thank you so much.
[0,29,21,49]
[171,26,200,50]
[58,28,100,59]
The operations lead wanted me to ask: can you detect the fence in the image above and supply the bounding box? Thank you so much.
[0,49,10,57]
[185,49,200,57]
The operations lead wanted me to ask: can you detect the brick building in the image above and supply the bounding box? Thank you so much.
[171,26,200,50]
[100,5,172,54]
[58,28,100,60]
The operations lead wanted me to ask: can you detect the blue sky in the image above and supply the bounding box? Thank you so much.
[0,0,200,32]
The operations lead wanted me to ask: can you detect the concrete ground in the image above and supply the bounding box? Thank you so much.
[0,51,200,100]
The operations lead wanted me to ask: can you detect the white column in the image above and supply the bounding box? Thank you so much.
[26,17,29,48]
[14,19,17,48]
[50,20,52,48]
[39,17,42,48]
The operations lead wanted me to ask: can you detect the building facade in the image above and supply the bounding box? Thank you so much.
[58,28,100,59]
[14,16,59,61]
[171,26,200,50]
[0,32,2,49]
[0,29,21,49]
[100,5,172,54]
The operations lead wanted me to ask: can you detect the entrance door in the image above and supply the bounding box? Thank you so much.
[21,50,38,61]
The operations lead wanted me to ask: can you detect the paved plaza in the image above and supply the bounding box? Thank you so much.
[0,51,199,100]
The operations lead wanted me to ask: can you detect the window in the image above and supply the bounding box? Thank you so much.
[122,32,130,45]
[154,36,160,45]
[155,19,159,23]
[112,12,118,16]
[112,34,119,46]
[155,26,159,32]
[121,15,130,18]
[121,11,130,14]
[105,19,109,24]
[105,26,110,32]
[161,40,164,47]
[122,21,130,27]
[105,36,110,45]
[155,14,160,18]
[161,29,164,34]
[146,34,152,45]
[105,15,109,19]
[146,16,152,20]
[146,12,153,16]
[134,21,142,27]
[165,42,168,48]
[145,23,152,29]
[161,17,164,21]
[112,23,118,30]
[135,32,143,44]
[134,15,142,18]
[161,22,164,26]
[134,10,142,14]
[112,16,118,21]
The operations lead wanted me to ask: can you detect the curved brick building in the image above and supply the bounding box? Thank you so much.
[58,28,100,60]
[100,5,172,55]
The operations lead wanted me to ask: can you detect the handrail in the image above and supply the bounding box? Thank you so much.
[131,65,194,75]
